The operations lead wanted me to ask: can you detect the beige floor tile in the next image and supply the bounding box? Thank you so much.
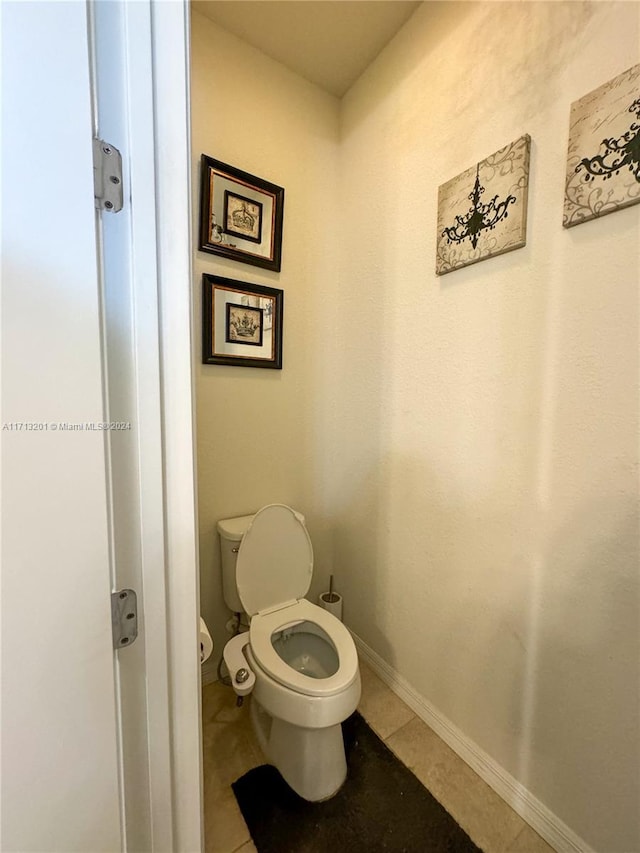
[204,786,251,853]
[387,717,525,853]
[233,840,258,853]
[202,683,264,797]
[202,682,264,853]
[203,673,541,853]
[202,680,248,727]
[436,761,527,853]
[386,714,457,783]
[357,658,416,739]
[506,824,556,853]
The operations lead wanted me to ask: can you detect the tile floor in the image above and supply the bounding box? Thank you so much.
[202,658,555,853]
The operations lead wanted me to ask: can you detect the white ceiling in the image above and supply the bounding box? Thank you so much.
[192,1,422,98]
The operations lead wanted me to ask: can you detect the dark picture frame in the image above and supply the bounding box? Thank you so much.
[203,274,283,369]
[199,155,284,271]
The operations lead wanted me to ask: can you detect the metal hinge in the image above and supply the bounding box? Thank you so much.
[111,589,138,649]
[93,138,123,213]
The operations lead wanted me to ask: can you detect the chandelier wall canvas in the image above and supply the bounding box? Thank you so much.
[436,134,531,276]
[563,64,640,228]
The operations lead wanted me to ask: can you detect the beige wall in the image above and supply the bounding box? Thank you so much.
[332,3,639,852]
[191,11,340,672]
[192,4,639,850]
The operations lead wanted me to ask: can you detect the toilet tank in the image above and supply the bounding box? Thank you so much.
[217,513,255,613]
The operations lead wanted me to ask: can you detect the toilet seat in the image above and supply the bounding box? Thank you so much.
[249,599,359,698]
[236,504,358,698]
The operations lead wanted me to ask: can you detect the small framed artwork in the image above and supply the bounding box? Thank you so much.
[199,155,284,271]
[226,302,263,346]
[436,134,531,276]
[202,274,283,369]
[223,191,263,244]
[563,63,640,228]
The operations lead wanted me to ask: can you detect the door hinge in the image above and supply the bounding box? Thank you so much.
[93,137,123,213]
[111,589,138,649]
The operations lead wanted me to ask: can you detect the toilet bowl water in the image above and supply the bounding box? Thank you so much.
[249,599,358,698]
[271,622,339,679]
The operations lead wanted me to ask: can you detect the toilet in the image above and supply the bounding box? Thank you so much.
[218,504,361,802]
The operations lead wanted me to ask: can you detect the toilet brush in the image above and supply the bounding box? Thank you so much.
[319,574,343,620]
[327,574,338,604]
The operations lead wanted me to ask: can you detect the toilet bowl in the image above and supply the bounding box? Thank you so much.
[219,504,361,801]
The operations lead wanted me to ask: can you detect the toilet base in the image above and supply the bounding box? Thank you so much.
[251,697,347,802]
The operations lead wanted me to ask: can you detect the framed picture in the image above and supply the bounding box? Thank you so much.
[199,155,284,271]
[225,302,263,346]
[202,274,283,369]
[563,63,640,228]
[436,134,531,275]
[223,191,263,244]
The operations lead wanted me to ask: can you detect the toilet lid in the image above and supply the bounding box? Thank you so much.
[236,504,313,616]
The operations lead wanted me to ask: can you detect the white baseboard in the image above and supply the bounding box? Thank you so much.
[352,632,593,853]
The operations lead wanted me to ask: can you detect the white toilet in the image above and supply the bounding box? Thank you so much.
[218,504,361,802]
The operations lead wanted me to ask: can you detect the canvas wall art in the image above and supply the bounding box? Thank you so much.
[563,63,640,228]
[436,134,531,276]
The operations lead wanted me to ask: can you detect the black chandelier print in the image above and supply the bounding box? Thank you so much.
[442,165,516,250]
[576,97,640,184]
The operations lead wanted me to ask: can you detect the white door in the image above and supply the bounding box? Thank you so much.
[1,1,124,850]
[1,1,201,851]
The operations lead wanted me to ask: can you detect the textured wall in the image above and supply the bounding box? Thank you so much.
[193,3,639,849]
[191,11,340,672]
[332,3,639,851]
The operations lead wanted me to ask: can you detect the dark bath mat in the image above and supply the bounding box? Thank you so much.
[232,711,482,853]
